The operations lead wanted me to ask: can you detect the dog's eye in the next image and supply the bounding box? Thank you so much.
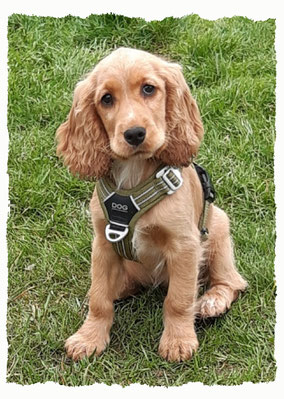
[101,93,113,106]
[142,84,155,96]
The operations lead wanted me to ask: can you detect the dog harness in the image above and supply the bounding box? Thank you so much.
[96,163,215,262]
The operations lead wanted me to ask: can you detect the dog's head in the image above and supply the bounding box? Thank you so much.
[56,48,204,178]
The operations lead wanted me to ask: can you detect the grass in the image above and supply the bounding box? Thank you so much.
[7,13,276,386]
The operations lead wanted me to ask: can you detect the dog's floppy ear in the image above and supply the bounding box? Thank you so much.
[156,62,204,166]
[56,73,111,179]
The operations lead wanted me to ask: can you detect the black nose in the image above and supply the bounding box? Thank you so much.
[124,126,146,147]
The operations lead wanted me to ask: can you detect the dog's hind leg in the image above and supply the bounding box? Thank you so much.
[196,206,247,318]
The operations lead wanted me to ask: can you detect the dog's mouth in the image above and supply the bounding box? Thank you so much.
[110,140,154,160]
[111,148,153,161]
[132,149,152,157]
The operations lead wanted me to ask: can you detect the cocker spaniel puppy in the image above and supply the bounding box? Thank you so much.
[56,47,247,362]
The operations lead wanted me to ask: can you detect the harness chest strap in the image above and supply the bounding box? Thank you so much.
[96,165,183,261]
[96,163,216,261]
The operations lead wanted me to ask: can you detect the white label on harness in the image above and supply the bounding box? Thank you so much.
[112,202,129,213]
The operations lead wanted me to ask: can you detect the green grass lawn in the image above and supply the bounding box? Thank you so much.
[7,13,276,386]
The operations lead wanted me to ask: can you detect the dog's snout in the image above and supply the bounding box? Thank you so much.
[124,127,146,147]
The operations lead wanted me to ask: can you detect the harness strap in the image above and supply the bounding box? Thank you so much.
[97,165,183,261]
[194,163,216,241]
[97,163,216,261]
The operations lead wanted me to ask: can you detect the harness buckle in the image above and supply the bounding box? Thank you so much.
[156,166,183,195]
[105,222,129,243]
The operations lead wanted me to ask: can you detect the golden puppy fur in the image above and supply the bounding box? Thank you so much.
[56,48,247,362]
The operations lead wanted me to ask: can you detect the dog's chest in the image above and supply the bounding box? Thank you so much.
[131,222,169,278]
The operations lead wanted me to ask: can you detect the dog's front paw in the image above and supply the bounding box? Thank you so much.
[65,324,110,361]
[158,331,199,362]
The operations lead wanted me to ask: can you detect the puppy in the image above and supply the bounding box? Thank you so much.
[56,48,247,362]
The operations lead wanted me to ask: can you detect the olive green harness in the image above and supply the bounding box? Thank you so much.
[97,164,215,262]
